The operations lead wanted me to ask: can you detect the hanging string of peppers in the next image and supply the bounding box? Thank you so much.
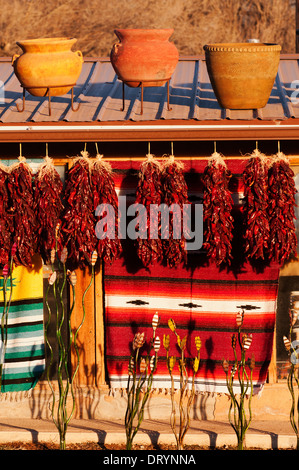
[202,152,234,266]
[92,153,122,264]
[242,149,270,261]
[268,151,297,265]
[35,156,64,265]
[161,154,189,268]
[0,164,13,266]
[135,154,163,267]
[7,156,36,267]
[59,152,97,267]
[0,146,296,271]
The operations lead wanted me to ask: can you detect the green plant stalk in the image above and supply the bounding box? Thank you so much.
[183,357,198,446]
[287,348,299,450]
[178,353,190,450]
[55,262,68,450]
[125,345,157,450]
[165,330,200,451]
[46,258,94,450]
[165,349,177,448]
[45,280,56,428]
[0,255,14,391]
[226,329,253,450]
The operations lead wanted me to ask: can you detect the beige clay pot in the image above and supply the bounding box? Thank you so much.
[203,43,281,109]
[12,37,83,97]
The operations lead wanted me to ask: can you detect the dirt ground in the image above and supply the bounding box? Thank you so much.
[0,441,291,450]
[0,441,213,450]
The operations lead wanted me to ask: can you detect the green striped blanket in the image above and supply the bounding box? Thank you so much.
[0,258,45,393]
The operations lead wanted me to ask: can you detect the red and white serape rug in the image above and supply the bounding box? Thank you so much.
[104,159,280,394]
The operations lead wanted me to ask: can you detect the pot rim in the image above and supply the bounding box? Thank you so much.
[203,42,281,52]
[16,37,77,47]
[114,28,174,33]
[114,28,174,41]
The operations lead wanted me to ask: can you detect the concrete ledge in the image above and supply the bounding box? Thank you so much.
[0,418,296,449]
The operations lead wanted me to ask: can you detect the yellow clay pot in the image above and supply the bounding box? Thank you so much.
[12,37,83,97]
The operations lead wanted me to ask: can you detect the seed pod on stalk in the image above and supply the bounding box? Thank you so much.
[222,359,229,373]
[242,334,253,351]
[283,335,292,352]
[153,336,160,353]
[152,312,159,332]
[48,271,57,286]
[168,318,176,333]
[60,247,68,264]
[67,270,77,287]
[132,332,145,350]
[236,310,244,328]
[139,358,147,374]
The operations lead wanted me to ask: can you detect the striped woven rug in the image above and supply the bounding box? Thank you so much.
[104,159,280,395]
[0,257,45,393]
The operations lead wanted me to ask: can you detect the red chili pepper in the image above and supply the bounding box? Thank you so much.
[35,157,64,264]
[7,158,36,267]
[161,155,189,268]
[0,164,13,266]
[92,155,122,265]
[268,152,297,265]
[135,154,163,267]
[59,153,97,267]
[242,150,269,261]
[202,153,234,266]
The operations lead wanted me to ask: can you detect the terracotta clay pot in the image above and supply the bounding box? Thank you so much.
[12,37,83,97]
[110,29,179,87]
[203,43,281,109]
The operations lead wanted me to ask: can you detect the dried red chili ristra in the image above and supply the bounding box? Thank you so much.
[60,152,97,267]
[202,152,234,266]
[35,156,64,264]
[242,149,270,261]
[0,164,14,266]
[161,155,189,268]
[7,157,36,267]
[91,154,122,264]
[135,154,163,267]
[268,152,297,265]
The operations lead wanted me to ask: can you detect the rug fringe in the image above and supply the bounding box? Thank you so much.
[0,389,33,401]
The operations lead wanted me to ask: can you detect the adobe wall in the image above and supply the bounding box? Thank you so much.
[0,383,293,423]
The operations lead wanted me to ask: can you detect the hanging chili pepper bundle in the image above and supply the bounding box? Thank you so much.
[35,156,64,264]
[60,152,97,267]
[161,154,189,268]
[242,149,270,261]
[135,154,163,267]
[202,152,234,266]
[267,152,297,265]
[0,163,14,266]
[91,153,122,264]
[7,156,36,267]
